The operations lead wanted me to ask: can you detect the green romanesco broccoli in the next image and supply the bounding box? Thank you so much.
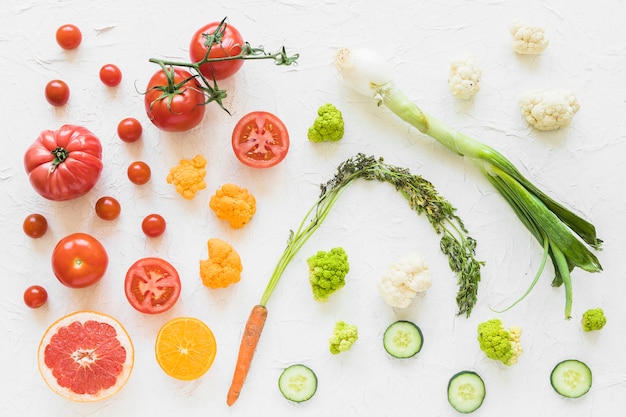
[307,103,345,142]
[307,247,349,302]
[581,308,607,332]
[329,321,358,354]
[477,319,523,366]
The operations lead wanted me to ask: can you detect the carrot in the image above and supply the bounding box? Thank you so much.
[226,304,268,406]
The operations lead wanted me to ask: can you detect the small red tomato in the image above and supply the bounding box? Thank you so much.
[189,21,245,80]
[23,213,48,238]
[142,214,166,238]
[24,285,48,309]
[117,117,143,142]
[95,196,121,220]
[231,111,290,168]
[56,24,82,50]
[51,232,108,288]
[127,161,151,185]
[45,80,70,106]
[99,64,122,87]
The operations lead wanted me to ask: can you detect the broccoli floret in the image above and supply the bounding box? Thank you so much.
[581,308,607,332]
[329,321,358,354]
[307,247,349,302]
[307,103,345,143]
[477,319,523,366]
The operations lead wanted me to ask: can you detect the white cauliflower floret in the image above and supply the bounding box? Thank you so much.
[519,89,580,131]
[510,22,549,55]
[378,252,432,309]
[448,55,482,99]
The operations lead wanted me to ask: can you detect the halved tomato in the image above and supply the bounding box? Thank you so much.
[231,111,290,168]
[124,257,181,314]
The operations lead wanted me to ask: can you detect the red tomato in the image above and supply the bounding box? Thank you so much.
[142,214,166,238]
[51,233,108,288]
[24,285,48,309]
[117,117,142,142]
[127,161,151,185]
[231,111,290,168]
[45,80,70,106]
[99,64,122,87]
[24,125,103,201]
[23,213,48,238]
[144,68,206,132]
[95,196,121,220]
[55,24,82,50]
[189,21,245,81]
[124,257,181,314]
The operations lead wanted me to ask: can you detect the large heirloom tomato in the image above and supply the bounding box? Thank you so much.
[144,68,206,132]
[24,125,103,201]
[189,21,245,81]
[52,232,109,288]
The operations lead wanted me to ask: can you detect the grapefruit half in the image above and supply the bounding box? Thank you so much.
[38,310,134,402]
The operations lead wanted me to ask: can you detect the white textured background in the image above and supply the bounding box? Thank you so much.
[2,0,625,416]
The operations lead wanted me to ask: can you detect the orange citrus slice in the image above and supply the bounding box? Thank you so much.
[38,311,134,402]
[155,317,217,380]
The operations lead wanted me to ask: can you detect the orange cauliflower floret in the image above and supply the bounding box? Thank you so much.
[166,154,207,199]
[199,238,243,289]
[209,183,256,229]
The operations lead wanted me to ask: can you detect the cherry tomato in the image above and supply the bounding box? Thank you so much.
[99,64,122,87]
[45,80,70,106]
[117,117,143,142]
[189,21,245,81]
[23,213,48,238]
[95,196,121,220]
[124,257,181,314]
[24,285,48,309]
[51,233,108,288]
[142,214,166,238]
[55,24,82,50]
[144,68,206,132]
[127,161,151,185]
[231,111,290,168]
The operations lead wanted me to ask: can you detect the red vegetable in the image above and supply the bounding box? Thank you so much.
[189,21,245,81]
[45,80,70,106]
[55,24,82,50]
[124,257,181,314]
[231,111,290,169]
[51,233,108,288]
[24,125,103,201]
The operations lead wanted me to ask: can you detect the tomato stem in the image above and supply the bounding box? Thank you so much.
[49,147,69,174]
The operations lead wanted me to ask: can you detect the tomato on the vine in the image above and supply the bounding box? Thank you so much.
[127,161,151,185]
[24,285,48,309]
[189,21,245,81]
[144,68,206,132]
[23,213,48,238]
[99,64,122,87]
[117,117,142,142]
[95,196,121,220]
[142,214,166,238]
[24,124,103,201]
[55,24,82,50]
[231,111,290,168]
[124,257,181,314]
[45,80,70,106]
[51,233,108,288]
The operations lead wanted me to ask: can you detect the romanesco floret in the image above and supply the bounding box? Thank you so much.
[581,308,607,332]
[477,319,523,366]
[307,103,345,142]
[307,247,349,302]
[448,55,482,99]
[329,321,358,354]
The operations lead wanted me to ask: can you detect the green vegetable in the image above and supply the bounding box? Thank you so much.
[334,47,602,319]
[447,371,486,414]
[307,247,349,302]
[258,153,483,318]
[307,103,345,142]
[278,364,318,402]
[477,319,523,366]
[329,320,358,354]
[550,359,592,398]
[581,308,607,331]
[383,320,423,359]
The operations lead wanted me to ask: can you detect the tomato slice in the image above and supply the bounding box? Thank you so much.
[231,111,290,168]
[124,258,181,314]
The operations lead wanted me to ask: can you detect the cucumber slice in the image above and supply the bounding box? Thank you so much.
[447,371,486,414]
[550,359,592,398]
[383,320,423,358]
[278,364,317,402]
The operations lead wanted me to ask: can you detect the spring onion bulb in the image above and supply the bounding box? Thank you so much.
[334,47,602,319]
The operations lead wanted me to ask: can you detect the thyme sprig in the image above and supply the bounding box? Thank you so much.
[259,153,483,317]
